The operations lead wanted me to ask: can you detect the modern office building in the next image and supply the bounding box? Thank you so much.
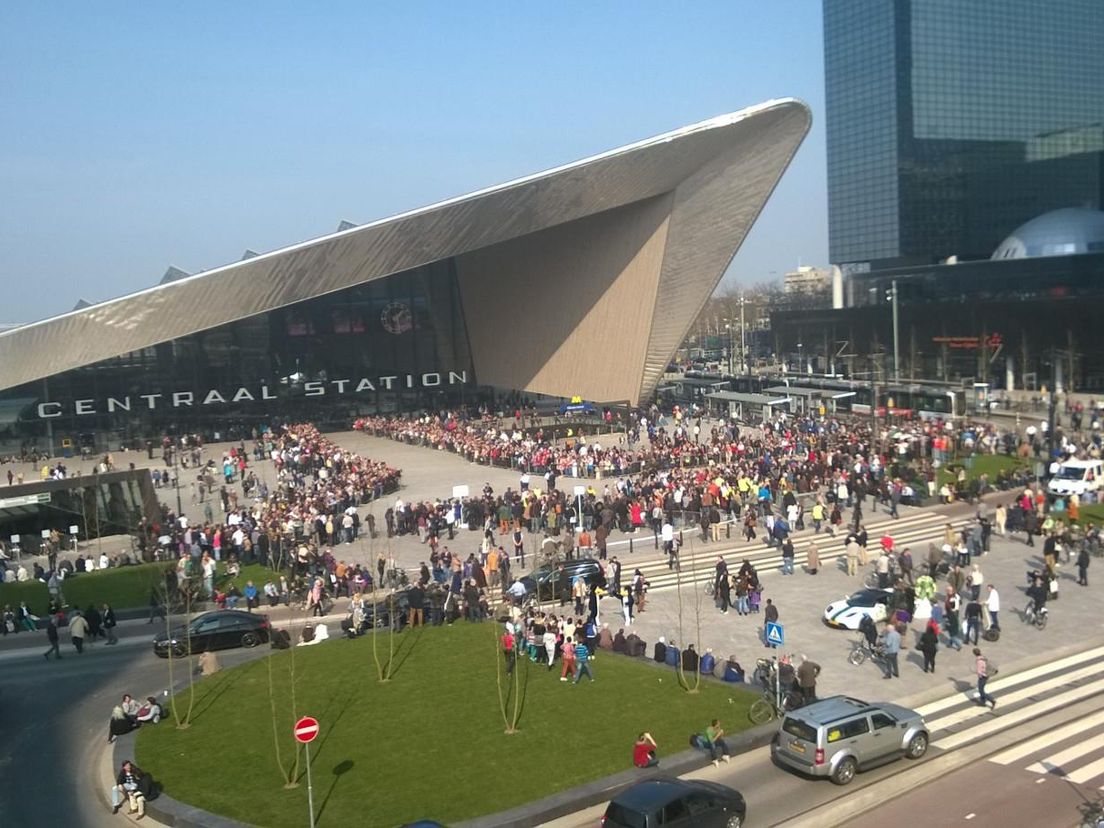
[825,0,1104,270]
[0,100,810,453]
[776,2,1104,392]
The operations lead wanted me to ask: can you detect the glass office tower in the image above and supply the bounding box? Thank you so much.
[825,0,1104,269]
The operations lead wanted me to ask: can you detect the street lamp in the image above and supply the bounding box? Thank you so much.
[887,280,900,383]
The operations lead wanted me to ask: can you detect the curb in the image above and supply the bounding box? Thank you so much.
[453,726,778,828]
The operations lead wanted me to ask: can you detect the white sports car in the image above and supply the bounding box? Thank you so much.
[823,588,894,629]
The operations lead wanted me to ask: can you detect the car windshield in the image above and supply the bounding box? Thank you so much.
[1056,466,1088,480]
[847,590,884,607]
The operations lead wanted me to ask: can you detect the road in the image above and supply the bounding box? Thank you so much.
[541,645,1104,827]
[0,624,263,828]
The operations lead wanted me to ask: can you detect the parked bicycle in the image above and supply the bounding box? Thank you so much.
[748,657,803,724]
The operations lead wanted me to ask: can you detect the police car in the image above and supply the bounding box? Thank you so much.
[823,588,893,630]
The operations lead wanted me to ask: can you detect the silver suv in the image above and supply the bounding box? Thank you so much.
[770,695,929,785]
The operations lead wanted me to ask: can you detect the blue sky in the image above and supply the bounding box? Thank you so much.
[0,2,827,323]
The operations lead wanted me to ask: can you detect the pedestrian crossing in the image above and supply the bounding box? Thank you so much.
[604,510,972,595]
[909,645,1104,788]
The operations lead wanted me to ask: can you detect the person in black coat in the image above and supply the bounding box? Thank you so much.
[112,760,152,815]
[653,637,667,663]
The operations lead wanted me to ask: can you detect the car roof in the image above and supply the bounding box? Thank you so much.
[611,777,725,809]
[784,695,876,725]
[1059,459,1100,467]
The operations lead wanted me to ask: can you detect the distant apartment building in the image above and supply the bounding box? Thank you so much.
[783,266,833,296]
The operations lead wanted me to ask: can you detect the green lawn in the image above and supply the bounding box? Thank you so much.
[937,453,1030,486]
[136,622,756,827]
[0,561,279,615]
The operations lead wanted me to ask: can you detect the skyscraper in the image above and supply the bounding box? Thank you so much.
[825,0,1104,269]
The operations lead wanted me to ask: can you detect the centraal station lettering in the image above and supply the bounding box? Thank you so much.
[36,371,470,419]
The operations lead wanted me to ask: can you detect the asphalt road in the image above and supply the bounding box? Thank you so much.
[542,647,1104,828]
[0,632,260,828]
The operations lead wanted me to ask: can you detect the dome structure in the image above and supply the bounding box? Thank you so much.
[992,208,1104,259]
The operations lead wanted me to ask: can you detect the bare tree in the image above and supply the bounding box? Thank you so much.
[493,613,523,734]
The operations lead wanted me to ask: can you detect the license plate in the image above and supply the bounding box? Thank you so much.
[789,740,806,754]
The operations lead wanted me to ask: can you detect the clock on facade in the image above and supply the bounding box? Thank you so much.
[380,301,414,335]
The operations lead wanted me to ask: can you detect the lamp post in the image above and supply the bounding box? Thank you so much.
[889,280,900,383]
[739,295,748,376]
[724,322,734,376]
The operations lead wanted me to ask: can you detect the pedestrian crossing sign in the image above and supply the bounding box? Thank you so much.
[766,622,784,647]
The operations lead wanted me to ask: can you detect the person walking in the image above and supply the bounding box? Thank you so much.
[102,603,118,645]
[881,622,901,679]
[796,655,821,703]
[43,615,62,660]
[985,584,1001,631]
[69,611,89,654]
[572,637,594,684]
[560,634,576,681]
[974,647,998,709]
[918,621,939,673]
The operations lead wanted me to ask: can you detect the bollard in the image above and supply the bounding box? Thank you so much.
[629,536,634,555]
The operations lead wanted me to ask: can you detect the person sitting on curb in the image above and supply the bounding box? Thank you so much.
[633,732,659,768]
[111,759,151,818]
[691,718,732,767]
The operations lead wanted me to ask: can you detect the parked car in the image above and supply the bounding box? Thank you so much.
[520,557,605,601]
[602,777,747,828]
[1047,458,1104,498]
[771,696,929,785]
[153,610,270,657]
[823,588,893,629]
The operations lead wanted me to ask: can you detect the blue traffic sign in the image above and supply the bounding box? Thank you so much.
[765,621,785,647]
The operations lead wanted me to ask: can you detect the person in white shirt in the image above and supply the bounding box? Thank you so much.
[985,584,1000,631]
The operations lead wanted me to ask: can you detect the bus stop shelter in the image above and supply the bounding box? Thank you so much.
[705,391,790,423]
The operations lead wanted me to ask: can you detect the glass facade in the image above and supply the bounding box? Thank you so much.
[0,258,476,453]
[825,0,1104,267]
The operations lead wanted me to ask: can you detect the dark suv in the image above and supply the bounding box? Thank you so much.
[602,778,746,828]
[520,557,605,601]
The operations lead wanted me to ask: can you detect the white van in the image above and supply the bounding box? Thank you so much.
[1047,459,1104,497]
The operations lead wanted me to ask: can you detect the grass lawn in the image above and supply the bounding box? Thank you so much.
[0,561,279,615]
[936,453,1030,486]
[136,622,757,827]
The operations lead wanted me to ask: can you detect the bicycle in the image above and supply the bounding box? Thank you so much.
[748,683,804,724]
[848,639,889,668]
[1024,600,1048,630]
[748,658,803,723]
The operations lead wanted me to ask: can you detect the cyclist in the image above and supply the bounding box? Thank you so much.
[1026,575,1048,621]
[858,614,878,651]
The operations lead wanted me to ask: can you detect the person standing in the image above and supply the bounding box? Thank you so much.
[918,621,939,673]
[974,647,998,709]
[781,538,795,576]
[985,584,1001,631]
[500,626,516,675]
[69,611,89,654]
[881,622,901,679]
[806,542,820,575]
[1077,544,1091,586]
[964,594,983,645]
[846,538,860,576]
[560,635,576,681]
[43,615,62,660]
[512,527,525,568]
[796,655,821,703]
[944,588,963,650]
[102,603,118,645]
[763,599,779,649]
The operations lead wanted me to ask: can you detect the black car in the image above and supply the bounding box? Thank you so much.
[153,610,271,658]
[602,778,747,828]
[520,557,605,601]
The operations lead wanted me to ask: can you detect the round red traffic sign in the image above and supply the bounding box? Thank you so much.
[293,715,319,743]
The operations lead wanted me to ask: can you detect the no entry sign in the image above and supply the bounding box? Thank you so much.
[294,716,320,743]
